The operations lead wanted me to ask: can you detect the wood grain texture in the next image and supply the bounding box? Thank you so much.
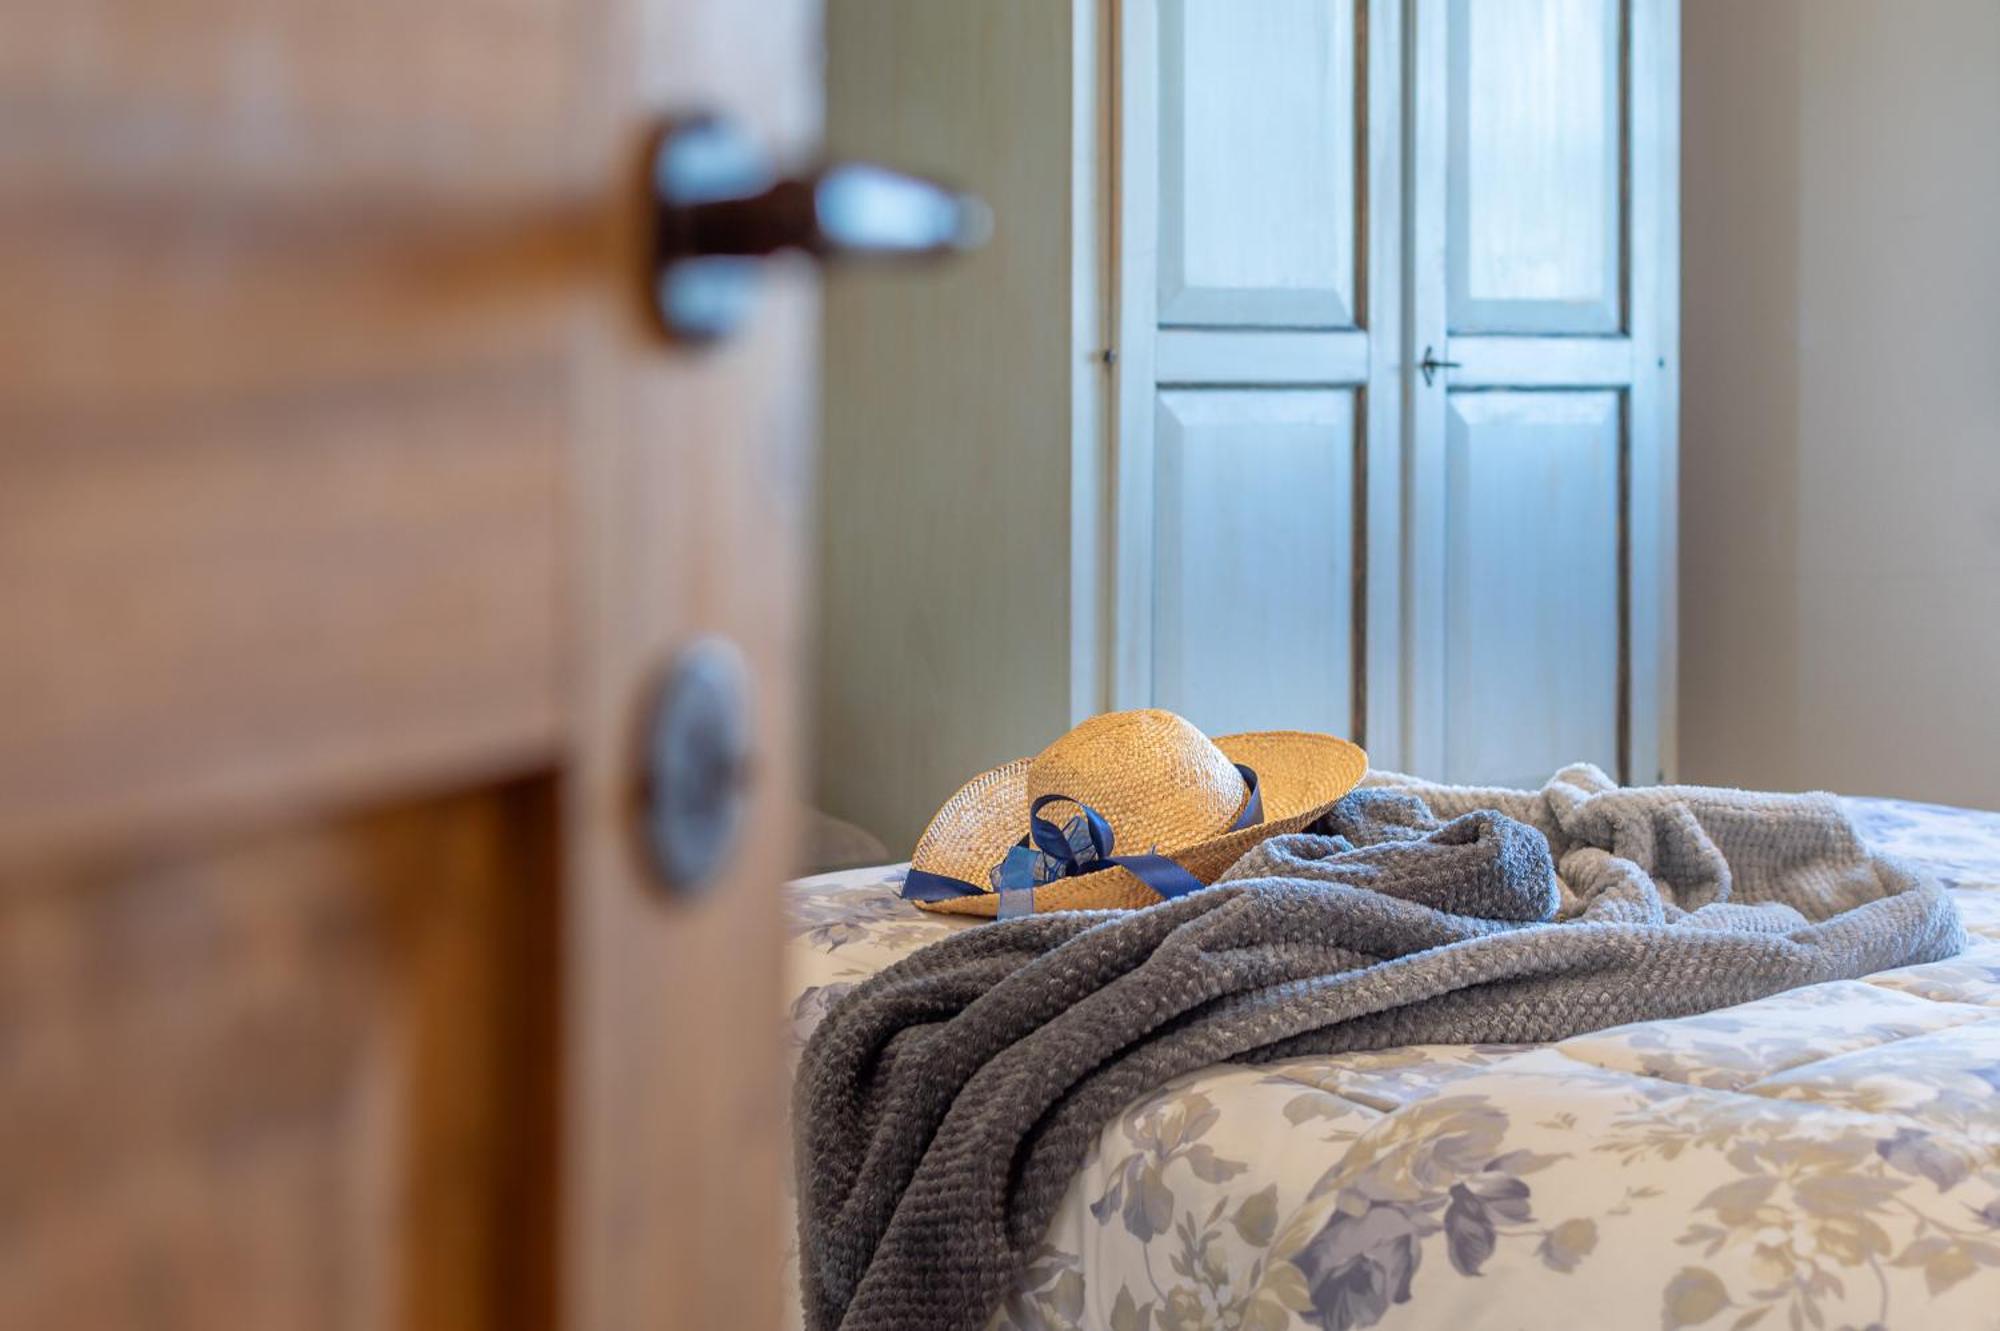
[1157,0,1359,327]
[1446,0,1624,334]
[0,350,567,866]
[1443,392,1623,787]
[1408,0,1678,784]
[0,0,605,867]
[0,1,587,1321]
[0,781,558,1331]
[0,0,590,201]
[1625,0,1680,785]
[1152,390,1356,738]
[558,1,818,1326]
[1154,329,1370,387]
[1117,0,1393,760]
[4,2,814,1330]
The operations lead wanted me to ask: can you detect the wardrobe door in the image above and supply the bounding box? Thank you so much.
[1114,0,1405,758]
[1406,0,1679,787]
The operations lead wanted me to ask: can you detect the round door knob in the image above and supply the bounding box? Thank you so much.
[648,116,992,342]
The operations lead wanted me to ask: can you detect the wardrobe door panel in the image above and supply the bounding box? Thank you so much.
[1157,0,1359,328]
[1443,392,1621,788]
[1153,390,1355,738]
[1119,0,1401,756]
[1409,0,1676,784]
[1447,0,1623,334]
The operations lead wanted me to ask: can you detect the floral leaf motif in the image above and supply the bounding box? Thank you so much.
[1124,1161,1175,1242]
[1159,1289,1208,1331]
[1892,1234,1953,1268]
[1661,1266,1731,1330]
[1305,1163,1347,1204]
[1789,1176,1899,1267]
[1109,1286,1152,1331]
[1241,1298,1294,1331]
[1234,1184,1281,1248]
[1537,1217,1599,1273]
[1794,1170,1903,1217]
[1898,1232,2000,1296]
[1175,1092,1223,1147]
[1127,1103,1163,1152]
[1290,1202,1421,1331]
[1285,1094,1345,1125]
[1185,1143,1249,1185]
[1487,1147,1565,1177]
[1462,1171,1533,1223]
[806,919,872,949]
[1252,1257,1316,1316]
[1443,1184,1498,1277]
[1875,1127,1972,1191]
[1694,1175,1778,1225]
[1049,1270,1086,1322]
[789,982,857,1033]
[1411,1101,1511,1186]
[1907,1239,1980,1296]
[1089,1164,1127,1225]
[995,1248,1087,1331]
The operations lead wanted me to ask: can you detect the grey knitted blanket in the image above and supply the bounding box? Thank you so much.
[794,766,1964,1331]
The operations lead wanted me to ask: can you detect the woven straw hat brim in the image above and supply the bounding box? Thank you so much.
[909,731,1366,917]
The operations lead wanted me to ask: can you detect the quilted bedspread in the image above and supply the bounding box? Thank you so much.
[784,797,2000,1331]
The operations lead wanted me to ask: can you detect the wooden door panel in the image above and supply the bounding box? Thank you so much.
[1152,389,1356,738]
[562,3,819,1328]
[0,0,595,1313]
[1119,0,1401,758]
[0,356,565,865]
[1157,0,1360,328]
[565,305,814,1331]
[4,0,819,1328]
[0,781,557,1331]
[0,0,604,865]
[1446,0,1624,334]
[0,0,589,197]
[1408,0,1676,783]
[1442,391,1622,788]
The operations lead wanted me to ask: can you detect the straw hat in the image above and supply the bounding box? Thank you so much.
[902,709,1367,917]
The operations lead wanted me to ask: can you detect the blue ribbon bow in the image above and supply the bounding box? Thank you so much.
[902,764,1264,916]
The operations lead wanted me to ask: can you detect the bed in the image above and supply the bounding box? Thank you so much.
[784,796,2000,1331]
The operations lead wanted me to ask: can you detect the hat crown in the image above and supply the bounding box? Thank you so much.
[1024,710,1247,852]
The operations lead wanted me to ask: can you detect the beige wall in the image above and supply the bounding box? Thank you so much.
[1681,0,2000,808]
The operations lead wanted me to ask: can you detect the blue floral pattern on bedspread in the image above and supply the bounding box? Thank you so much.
[783,796,2000,1331]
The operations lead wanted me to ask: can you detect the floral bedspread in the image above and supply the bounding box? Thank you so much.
[784,797,2000,1331]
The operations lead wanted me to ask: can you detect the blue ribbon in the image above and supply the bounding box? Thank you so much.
[901,764,1263,911]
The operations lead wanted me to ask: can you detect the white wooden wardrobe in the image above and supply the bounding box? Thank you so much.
[819,0,1679,852]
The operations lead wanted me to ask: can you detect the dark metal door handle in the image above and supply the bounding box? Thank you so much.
[1418,345,1462,387]
[648,116,991,342]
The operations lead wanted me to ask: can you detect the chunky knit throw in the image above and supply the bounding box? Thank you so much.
[793,766,1964,1331]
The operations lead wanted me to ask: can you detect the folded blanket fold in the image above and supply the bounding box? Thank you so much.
[793,765,1965,1331]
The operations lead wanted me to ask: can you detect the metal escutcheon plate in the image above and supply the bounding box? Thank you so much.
[642,637,754,897]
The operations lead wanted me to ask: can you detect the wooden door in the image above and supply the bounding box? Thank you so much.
[1406,0,1679,787]
[0,0,817,1328]
[1113,0,1405,757]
